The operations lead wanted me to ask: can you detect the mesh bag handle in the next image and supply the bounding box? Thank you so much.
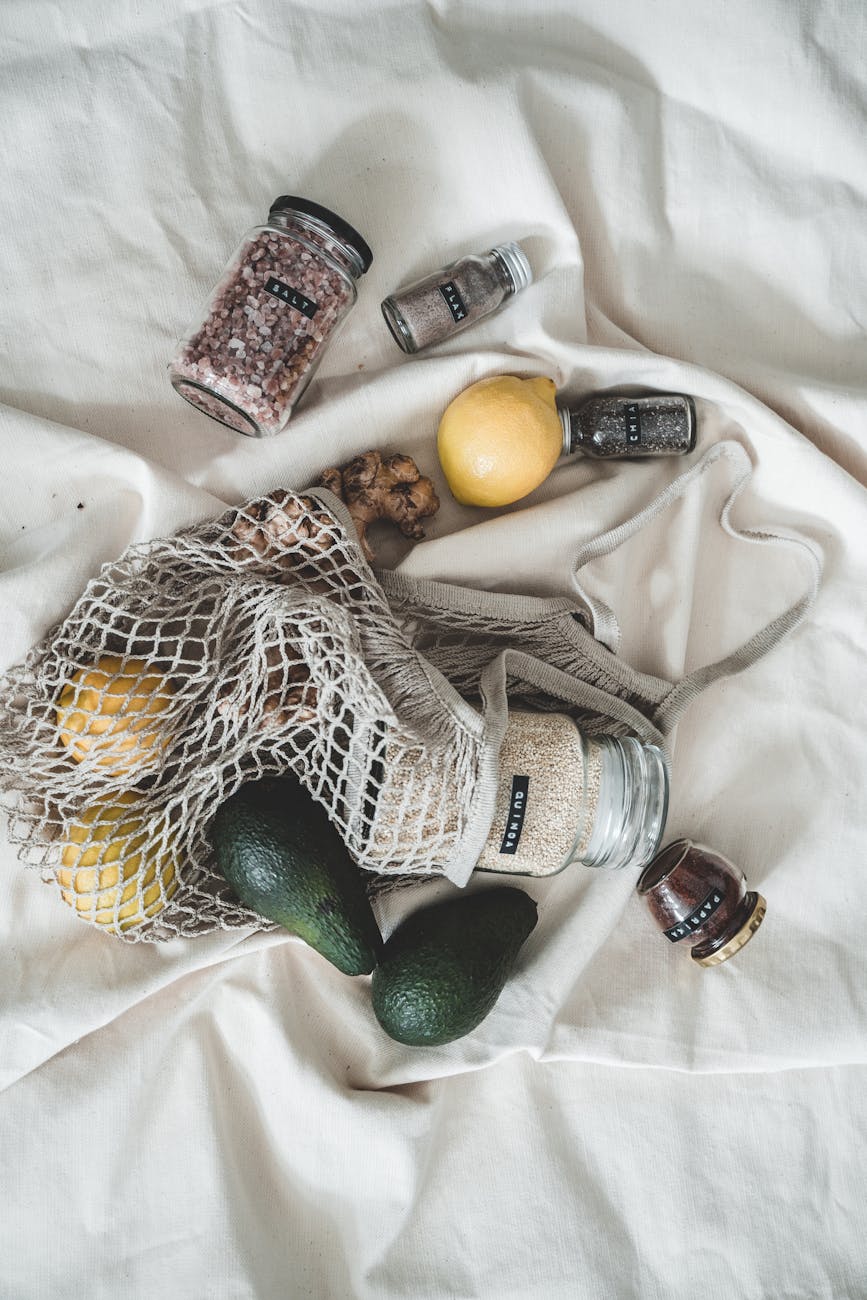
[379,438,822,736]
[568,439,822,729]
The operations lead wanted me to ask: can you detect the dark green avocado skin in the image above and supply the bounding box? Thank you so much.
[211,776,383,975]
[371,887,538,1046]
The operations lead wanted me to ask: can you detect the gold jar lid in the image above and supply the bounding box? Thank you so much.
[692,893,767,967]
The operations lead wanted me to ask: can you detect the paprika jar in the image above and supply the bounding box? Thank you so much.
[169,196,373,437]
[474,711,669,877]
[637,839,767,966]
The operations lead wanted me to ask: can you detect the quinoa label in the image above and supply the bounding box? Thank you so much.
[499,775,530,854]
[263,276,319,319]
[438,280,468,324]
[664,888,724,942]
[625,401,642,445]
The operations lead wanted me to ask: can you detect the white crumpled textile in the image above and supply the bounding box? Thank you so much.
[1,2,866,1296]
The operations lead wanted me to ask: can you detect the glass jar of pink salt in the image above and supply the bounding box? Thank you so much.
[169,196,372,437]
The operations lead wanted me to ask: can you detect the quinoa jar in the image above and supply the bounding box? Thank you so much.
[169,196,372,437]
[474,711,669,876]
[364,710,669,879]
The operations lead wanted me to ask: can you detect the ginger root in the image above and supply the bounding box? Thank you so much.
[230,491,337,567]
[216,647,317,731]
[319,451,440,562]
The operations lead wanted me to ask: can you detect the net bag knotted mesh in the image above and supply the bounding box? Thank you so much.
[0,488,516,941]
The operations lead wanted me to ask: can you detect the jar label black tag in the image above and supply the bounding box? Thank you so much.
[264,276,319,319]
[625,401,642,445]
[664,888,724,942]
[439,280,468,324]
[499,775,529,854]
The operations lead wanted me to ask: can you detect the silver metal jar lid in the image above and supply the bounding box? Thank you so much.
[490,241,532,294]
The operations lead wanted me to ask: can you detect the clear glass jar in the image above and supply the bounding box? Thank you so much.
[637,839,766,966]
[474,711,669,877]
[169,196,372,437]
[381,242,532,354]
[559,392,696,459]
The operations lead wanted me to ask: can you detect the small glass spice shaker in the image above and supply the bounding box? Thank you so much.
[169,196,373,437]
[560,392,696,459]
[474,711,670,877]
[381,242,532,354]
[637,839,766,966]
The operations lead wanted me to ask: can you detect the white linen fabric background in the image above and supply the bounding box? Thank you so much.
[1,1,866,1297]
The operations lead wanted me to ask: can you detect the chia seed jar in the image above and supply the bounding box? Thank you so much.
[169,196,373,437]
[474,711,669,877]
[381,242,532,354]
[559,393,696,459]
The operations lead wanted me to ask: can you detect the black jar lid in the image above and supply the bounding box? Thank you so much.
[269,195,373,274]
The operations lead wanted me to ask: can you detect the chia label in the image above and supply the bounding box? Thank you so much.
[263,276,319,319]
[439,280,468,323]
[499,775,530,854]
[625,401,642,445]
[664,888,724,942]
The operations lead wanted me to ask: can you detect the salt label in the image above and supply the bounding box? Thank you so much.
[263,276,319,319]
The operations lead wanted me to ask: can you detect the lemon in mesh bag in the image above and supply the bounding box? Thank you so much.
[57,793,178,933]
[55,655,173,774]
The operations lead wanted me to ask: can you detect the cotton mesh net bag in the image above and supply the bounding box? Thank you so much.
[0,487,499,941]
[0,441,820,942]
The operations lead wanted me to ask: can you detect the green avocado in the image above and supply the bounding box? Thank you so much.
[371,887,538,1046]
[211,776,383,975]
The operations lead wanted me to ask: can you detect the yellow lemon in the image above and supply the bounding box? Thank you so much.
[437,374,563,507]
[57,793,179,933]
[56,655,173,774]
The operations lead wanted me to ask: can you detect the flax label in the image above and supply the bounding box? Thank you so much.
[439,280,468,323]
